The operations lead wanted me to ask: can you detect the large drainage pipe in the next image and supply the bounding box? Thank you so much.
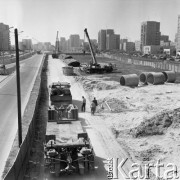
[139,72,153,84]
[162,71,176,83]
[120,74,139,87]
[147,72,166,85]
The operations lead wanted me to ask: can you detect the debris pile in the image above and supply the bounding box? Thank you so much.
[75,76,117,91]
[131,108,180,138]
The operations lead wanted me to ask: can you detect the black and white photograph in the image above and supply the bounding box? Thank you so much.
[0,0,180,179]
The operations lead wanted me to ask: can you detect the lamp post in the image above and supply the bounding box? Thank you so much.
[14,28,22,147]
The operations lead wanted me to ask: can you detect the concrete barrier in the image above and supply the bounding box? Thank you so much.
[3,54,46,180]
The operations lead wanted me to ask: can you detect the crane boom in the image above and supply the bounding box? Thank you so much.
[84,28,97,64]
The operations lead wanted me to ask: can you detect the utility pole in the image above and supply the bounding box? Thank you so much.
[15,28,22,147]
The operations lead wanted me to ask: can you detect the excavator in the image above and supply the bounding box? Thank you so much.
[83,28,114,73]
[52,31,60,58]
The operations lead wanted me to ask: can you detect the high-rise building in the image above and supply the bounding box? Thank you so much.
[0,23,11,51]
[59,37,67,52]
[120,39,128,51]
[98,29,106,51]
[22,39,32,50]
[141,21,161,50]
[69,34,80,48]
[176,15,180,54]
[106,34,120,50]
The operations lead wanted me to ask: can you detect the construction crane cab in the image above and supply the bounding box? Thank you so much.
[83,28,114,74]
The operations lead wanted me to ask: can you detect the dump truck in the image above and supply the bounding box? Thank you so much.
[44,132,95,177]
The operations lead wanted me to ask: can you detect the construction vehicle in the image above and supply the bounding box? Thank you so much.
[83,28,114,74]
[52,31,60,59]
[49,82,72,106]
[44,132,95,177]
[48,82,78,123]
[45,81,94,176]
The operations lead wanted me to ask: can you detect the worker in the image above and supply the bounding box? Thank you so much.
[93,97,98,113]
[90,101,96,115]
[81,96,86,112]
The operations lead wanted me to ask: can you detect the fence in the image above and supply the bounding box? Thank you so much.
[101,54,180,73]
[3,54,47,180]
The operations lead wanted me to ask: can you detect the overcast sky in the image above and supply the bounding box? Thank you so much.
[0,0,180,44]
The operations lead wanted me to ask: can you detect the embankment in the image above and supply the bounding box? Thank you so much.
[2,54,47,180]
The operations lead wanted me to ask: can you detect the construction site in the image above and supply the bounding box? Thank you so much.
[2,29,180,180]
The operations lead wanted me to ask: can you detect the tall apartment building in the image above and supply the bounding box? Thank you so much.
[120,39,128,51]
[106,34,120,50]
[98,30,106,51]
[141,21,161,50]
[176,15,180,54]
[69,34,80,48]
[22,39,32,50]
[0,23,11,51]
[59,37,67,52]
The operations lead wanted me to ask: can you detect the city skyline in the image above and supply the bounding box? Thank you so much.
[0,0,180,45]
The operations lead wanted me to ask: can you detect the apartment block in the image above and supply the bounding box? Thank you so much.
[123,42,135,52]
[98,29,106,51]
[141,21,161,51]
[0,23,11,51]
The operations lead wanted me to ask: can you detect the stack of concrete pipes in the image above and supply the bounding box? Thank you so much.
[120,71,176,87]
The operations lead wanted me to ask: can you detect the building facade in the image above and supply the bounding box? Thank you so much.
[141,21,161,51]
[176,15,180,54]
[0,23,11,51]
[69,34,80,48]
[22,39,32,50]
[123,42,135,52]
[98,29,106,51]
[135,40,141,51]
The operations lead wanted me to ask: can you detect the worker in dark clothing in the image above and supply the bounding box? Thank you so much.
[93,97,98,113]
[81,96,86,112]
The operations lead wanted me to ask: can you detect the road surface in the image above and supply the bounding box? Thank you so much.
[0,54,44,176]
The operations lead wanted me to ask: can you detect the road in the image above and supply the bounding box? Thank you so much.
[0,54,44,176]
[45,56,134,180]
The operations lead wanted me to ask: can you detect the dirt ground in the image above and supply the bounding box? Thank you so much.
[72,55,180,178]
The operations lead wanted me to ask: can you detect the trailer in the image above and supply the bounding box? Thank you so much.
[44,124,95,177]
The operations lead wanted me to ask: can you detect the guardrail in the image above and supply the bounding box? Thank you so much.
[100,54,180,73]
[2,54,47,180]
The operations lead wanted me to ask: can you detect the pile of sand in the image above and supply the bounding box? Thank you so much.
[130,108,180,138]
[74,76,118,91]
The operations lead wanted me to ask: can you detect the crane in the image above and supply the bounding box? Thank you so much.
[83,28,113,73]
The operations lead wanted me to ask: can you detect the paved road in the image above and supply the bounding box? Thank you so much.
[0,54,44,176]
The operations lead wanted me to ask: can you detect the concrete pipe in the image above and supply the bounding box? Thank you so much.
[162,71,176,83]
[139,72,153,84]
[120,74,139,87]
[147,72,166,85]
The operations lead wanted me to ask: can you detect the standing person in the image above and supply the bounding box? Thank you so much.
[81,96,86,112]
[93,97,98,113]
[90,101,96,115]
